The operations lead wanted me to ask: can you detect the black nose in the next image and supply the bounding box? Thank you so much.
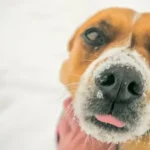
[95,66,144,102]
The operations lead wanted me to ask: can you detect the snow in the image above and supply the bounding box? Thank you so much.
[0,0,150,150]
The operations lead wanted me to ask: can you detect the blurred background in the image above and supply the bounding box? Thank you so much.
[0,0,150,150]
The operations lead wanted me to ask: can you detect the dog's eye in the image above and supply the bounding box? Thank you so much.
[83,28,105,47]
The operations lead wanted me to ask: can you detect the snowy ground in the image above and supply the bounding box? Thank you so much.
[0,0,150,150]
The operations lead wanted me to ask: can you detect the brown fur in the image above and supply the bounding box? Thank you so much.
[60,7,150,150]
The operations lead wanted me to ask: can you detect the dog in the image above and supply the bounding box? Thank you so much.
[60,7,150,150]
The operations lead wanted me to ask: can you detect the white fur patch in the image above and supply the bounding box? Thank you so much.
[132,12,141,25]
[73,46,150,143]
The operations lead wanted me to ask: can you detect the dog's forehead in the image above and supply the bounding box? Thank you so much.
[133,13,150,31]
[77,8,137,36]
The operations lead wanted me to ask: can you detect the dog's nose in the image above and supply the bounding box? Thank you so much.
[95,66,144,102]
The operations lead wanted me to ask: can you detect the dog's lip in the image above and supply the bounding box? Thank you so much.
[85,115,128,132]
[95,114,126,128]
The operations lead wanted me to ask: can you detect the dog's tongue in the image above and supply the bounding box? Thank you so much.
[95,115,125,128]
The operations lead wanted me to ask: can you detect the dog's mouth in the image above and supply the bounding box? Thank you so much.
[84,106,129,132]
[85,115,128,132]
[83,93,140,131]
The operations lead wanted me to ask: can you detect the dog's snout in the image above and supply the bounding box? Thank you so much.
[95,66,144,102]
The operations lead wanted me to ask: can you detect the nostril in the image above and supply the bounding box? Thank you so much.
[101,74,115,86]
[128,82,142,95]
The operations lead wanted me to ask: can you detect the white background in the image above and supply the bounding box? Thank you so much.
[0,0,150,150]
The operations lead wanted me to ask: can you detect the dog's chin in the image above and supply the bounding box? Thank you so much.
[76,112,148,144]
[78,117,129,143]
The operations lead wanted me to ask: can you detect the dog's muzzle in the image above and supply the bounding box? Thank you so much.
[74,50,150,143]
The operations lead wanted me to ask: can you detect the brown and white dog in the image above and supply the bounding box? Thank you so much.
[60,7,150,150]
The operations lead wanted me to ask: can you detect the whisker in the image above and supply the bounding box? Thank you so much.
[65,82,79,87]
[82,59,94,62]
[89,53,99,57]
[64,101,73,119]
[68,88,77,92]
[53,90,70,102]
[67,87,77,91]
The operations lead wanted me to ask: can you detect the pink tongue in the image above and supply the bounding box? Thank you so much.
[95,115,125,128]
